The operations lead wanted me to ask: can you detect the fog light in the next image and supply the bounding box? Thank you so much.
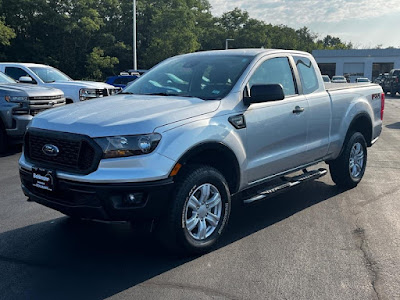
[125,192,145,206]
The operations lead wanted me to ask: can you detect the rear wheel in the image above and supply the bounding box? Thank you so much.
[329,132,367,189]
[158,165,231,255]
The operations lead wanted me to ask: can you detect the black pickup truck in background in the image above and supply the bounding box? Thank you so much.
[382,69,400,96]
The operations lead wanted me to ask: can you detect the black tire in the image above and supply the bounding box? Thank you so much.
[0,123,8,154]
[158,165,231,255]
[329,132,367,189]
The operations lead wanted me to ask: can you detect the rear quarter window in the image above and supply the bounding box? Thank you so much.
[294,56,319,94]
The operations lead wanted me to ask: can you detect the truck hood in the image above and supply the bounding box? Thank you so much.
[30,94,220,137]
[46,80,115,89]
[0,83,63,97]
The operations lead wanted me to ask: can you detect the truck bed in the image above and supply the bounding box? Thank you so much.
[324,82,379,91]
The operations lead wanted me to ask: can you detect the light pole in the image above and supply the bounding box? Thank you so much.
[133,0,137,70]
[225,39,234,50]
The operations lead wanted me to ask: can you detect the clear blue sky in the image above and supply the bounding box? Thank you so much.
[208,0,400,48]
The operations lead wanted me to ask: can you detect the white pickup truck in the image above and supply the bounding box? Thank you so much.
[0,63,120,104]
[19,49,384,254]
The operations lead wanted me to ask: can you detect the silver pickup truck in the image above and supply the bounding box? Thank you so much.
[19,49,384,254]
[0,72,65,153]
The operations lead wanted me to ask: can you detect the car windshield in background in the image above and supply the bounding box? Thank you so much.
[124,55,253,100]
[30,67,72,83]
[0,72,16,84]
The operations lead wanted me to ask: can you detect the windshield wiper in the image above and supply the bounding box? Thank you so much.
[144,92,180,96]
[119,91,134,94]
[144,93,205,99]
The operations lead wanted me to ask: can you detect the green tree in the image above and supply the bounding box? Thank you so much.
[0,0,356,79]
[86,47,119,80]
[0,18,15,46]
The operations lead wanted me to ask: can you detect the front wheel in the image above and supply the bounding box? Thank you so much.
[329,132,367,189]
[391,87,397,96]
[0,125,7,154]
[158,165,231,255]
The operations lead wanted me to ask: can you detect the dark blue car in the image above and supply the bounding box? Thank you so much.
[105,75,139,88]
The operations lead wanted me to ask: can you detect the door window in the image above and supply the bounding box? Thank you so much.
[248,57,297,96]
[5,67,29,80]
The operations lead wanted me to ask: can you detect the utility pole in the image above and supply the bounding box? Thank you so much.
[133,0,137,70]
[225,39,234,50]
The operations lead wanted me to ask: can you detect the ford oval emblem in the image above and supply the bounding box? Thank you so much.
[42,144,59,157]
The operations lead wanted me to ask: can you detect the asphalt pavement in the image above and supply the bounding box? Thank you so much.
[0,96,399,300]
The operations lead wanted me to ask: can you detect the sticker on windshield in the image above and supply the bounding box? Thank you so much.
[212,90,221,95]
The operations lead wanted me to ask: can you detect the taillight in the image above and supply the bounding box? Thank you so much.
[396,77,399,83]
[381,92,385,120]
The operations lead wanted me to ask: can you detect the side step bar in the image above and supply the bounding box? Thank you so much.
[243,168,327,204]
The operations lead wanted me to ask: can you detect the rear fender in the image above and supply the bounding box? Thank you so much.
[327,96,373,159]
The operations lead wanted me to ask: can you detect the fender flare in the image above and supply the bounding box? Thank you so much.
[177,141,241,193]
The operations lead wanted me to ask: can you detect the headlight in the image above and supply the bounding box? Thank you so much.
[94,133,162,158]
[79,88,99,101]
[5,96,28,102]
[109,88,122,95]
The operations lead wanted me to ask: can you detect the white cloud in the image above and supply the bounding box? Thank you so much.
[208,0,400,25]
[208,0,400,47]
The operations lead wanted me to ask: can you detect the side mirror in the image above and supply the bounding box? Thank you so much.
[19,76,33,84]
[244,84,285,106]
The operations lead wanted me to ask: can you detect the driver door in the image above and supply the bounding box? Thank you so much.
[244,56,309,184]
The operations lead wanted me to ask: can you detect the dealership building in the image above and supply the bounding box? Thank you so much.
[312,49,400,82]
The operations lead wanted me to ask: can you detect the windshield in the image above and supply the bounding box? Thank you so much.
[124,54,253,100]
[0,72,16,84]
[333,76,345,80]
[30,66,72,83]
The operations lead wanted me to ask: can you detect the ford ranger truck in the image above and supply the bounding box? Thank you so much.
[0,63,120,104]
[19,49,384,254]
[0,72,65,153]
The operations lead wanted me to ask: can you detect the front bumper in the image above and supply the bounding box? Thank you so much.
[20,168,174,221]
[6,114,32,142]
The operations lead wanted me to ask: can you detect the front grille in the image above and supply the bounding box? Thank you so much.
[25,129,102,174]
[95,88,120,97]
[28,95,66,116]
[29,95,64,101]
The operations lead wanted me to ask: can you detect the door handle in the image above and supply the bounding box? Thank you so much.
[293,106,305,114]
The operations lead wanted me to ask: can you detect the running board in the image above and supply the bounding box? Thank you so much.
[243,168,327,204]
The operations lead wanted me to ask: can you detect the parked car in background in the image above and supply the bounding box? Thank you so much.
[331,76,347,83]
[374,73,388,85]
[356,78,370,83]
[0,63,120,104]
[124,69,147,75]
[105,74,139,89]
[19,49,384,254]
[0,71,64,153]
[322,75,331,83]
[382,69,400,96]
